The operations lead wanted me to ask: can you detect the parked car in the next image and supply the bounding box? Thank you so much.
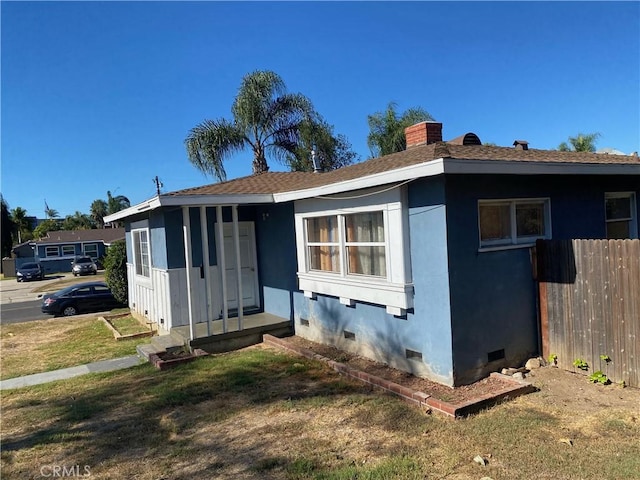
[41,281,124,316]
[71,256,98,276]
[16,262,44,282]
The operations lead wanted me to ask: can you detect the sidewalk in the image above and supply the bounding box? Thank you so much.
[0,355,145,390]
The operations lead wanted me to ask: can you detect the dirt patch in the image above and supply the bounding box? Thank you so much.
[280,336,639,412]
[280,336,521,405]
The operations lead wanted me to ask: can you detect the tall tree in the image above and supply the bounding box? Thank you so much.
[287,117,358,172]
[10,207,32,244]
[33,219,59,239]
[367,102,434,157]
[44,202,59,220]
[1,196,16,258]
[62,211,94,230]
[106,191,130,215]
[558,133,601,152]
[90,199,108,228]
[185,70,315,181]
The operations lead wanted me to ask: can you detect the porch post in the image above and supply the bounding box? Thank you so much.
[232,205,244,330]
[216,206,228,333]
[200,206,212,337]
[182,206,196,342]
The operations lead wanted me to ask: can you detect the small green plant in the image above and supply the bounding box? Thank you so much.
[588,370,610,384]
[548,353,558,365]
[600,354,611,363]
[573,358,589,371]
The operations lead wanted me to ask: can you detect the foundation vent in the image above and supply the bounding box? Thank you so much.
[405,349,423,361]
[300,318,310,327]
[343,330,356,341]
[488,349,505,362]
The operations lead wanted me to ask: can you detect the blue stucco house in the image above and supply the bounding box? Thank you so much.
[105,122,639,386]
[12,228,125,273]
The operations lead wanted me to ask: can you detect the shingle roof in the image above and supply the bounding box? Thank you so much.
[37,228,125,245]
[166,142,639,197]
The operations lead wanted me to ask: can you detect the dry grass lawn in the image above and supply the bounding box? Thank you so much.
[0,317,148,380]
[1,343,639,480]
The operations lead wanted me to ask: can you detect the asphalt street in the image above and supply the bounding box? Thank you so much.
[0,299,49,324]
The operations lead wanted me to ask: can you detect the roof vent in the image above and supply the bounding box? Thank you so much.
[405,121,443,148]
[448,132,482,146]
[513,140,529,150]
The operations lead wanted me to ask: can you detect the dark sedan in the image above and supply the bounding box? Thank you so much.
[41,282,124,316]
[16,262,45,282]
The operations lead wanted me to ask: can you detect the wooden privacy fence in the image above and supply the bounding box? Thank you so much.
[537,239,640,387]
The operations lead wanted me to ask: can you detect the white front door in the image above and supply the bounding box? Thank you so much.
[218,222,259,310]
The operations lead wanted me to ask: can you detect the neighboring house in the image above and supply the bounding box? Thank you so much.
[12,228,125,273]
[105,122,640,386]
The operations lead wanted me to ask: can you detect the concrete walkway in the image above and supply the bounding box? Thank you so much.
[0,355,145,390]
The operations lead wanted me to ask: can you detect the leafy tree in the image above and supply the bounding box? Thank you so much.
[185,70,315,181]
[1,196,16,258]
[367,102,435,157]
[10,206,33,243]
[104,240,128,304]
[287,117,359,172]
[33,219,59,239]
[90,199,108,228]
[558,133,601,152]
[62,211,94,230]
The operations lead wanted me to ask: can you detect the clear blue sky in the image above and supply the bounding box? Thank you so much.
[2,1,639,219]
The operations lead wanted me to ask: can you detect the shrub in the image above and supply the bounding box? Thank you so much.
[104,240,128,304]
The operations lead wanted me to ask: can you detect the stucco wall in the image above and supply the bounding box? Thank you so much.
[445,174,640,384]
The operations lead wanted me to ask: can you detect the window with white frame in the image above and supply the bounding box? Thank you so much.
[45,246,59,257]
[605,192,637,239]
[295,187,412,315]
[132,229,150,277]
[83,243,99,259]
[61,245,75,257]
[478,198,551,248]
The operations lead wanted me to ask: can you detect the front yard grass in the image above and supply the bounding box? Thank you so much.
[0,316,150,380]
[108,315,151,336]
[1,344,639,480]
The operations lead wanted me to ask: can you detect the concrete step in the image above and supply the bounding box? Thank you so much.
[150,332,186,352]
[136,343,161,360]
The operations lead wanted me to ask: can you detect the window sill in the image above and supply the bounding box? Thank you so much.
[478,243,537,253]
[298,271,413,313]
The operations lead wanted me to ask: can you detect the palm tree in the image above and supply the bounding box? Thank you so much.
[44,205,59,220]
[185,70,315,181]
[62,211,94,230]
[10,207,31,243]
[367,102,434,157]
[106,191,130,215]
[90,199,108,228]
[558,133,601,152]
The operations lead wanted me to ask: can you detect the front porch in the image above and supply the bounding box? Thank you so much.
[172,312,293,354]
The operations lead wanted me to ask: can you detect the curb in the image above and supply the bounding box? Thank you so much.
[263,334,536,418]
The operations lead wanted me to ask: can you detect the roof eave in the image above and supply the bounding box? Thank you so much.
[103,193,276,223]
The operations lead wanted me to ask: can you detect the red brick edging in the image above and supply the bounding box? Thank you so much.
[263,334,536,418]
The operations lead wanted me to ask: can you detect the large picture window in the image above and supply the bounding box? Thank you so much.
[295,187,412,315]
[605,193,637,239]
[479,198,550,248]
[305,211,387,278]
[132,229,150,277]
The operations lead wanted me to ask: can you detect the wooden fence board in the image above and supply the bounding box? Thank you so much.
[537,239,640,387]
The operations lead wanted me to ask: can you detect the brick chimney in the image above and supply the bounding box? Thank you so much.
[405,121,443,148]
